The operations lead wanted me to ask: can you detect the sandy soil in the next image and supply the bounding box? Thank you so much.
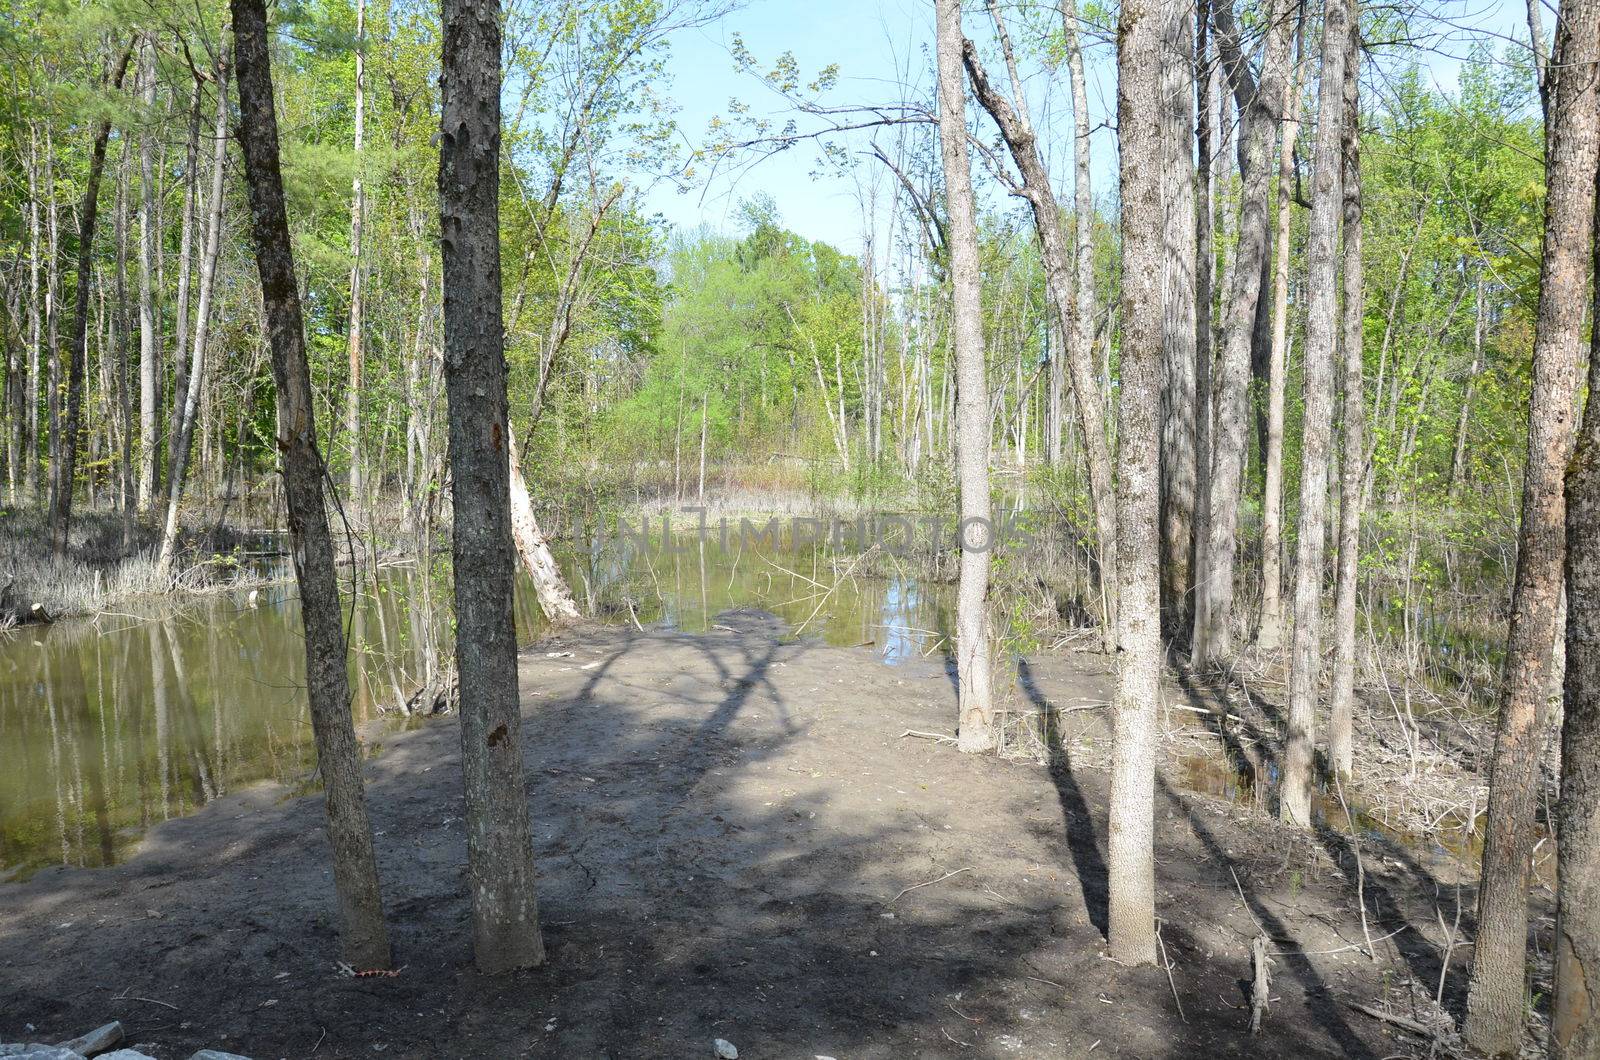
[0,612,1486,1058]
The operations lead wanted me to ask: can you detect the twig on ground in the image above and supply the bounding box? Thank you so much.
[1155,919,1187,1023]
[889,867,973,904]
[899,729,958,744]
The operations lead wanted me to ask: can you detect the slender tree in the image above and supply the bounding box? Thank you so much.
[137,36,161,510]
[935,0,996,752]
[439,0,548,970]
[1327,15,1363,779]
[49,41,135,558]
[1280,0,1350,828]
[230,0,393,970]
[1465,0,1600,1047]
[1105,0,1165,967]
[1191,0,1289,664]
[345,0,367,507]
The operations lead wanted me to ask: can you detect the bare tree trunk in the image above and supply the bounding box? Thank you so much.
[136,37,161,511]
[508,424,580,622]
[167,75,204,502]
[1257,8,1306,653]
[1191,0,1289,665]
[230,0,392,970]
[1192,0,1214,619]
[44,129,59,508]
[963,18,1118,650]
[159,57,231,572]
[24,126,41,502]
[439,0,546,972]
[1327,19,1363,781]
[1553,161,1600,1060]
[935,0,996,753]
[345,0,367,508]
[1448,273,1486,499]
[1107,0,1165,968]
[1159,0,1199,639]
[49,42,134,559]
[1280,0,1351,828]
[1465,0,1600,1047]
[114,133,135,539]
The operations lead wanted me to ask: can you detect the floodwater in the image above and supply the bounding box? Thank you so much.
[0,537,956,879]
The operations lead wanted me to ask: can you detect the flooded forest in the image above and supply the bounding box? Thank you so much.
[0,0,1597,1056]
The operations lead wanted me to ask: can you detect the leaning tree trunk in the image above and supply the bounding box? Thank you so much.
[49,42,134,559]
[439,0,547,972]
[231,0,393,971]
[1106,0,1165,969]
[1257,8,1306,653]
[1280,0,1351,829]
[1158,0,1198,639]
[159,56,231,573]
[1327,20,1364,781]
[1465,0,1600,1048]
[1553,168,1600,1060]
[508,424,580,623]
[962,22,1118,652]
[935,0,996,753]
[1191,0,1289,665]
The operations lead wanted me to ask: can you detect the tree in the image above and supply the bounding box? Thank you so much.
[1553,181,1600,1060]
[1280,0,1351,828]
[345,0,367,508]
[439,0,547,971]
[1191,0,1290,664]
[1327,13,1363,779]
[1464,0,1600,1048]
[136,35,161,512]
[49,40,134,558]
[934,0,996,753]
[1105,0,1165,967]
[230,0,392,970]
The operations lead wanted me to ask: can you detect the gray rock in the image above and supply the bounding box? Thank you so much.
[712,1040,738,1060]
[0,1048,86,1060]
[56,1023,123,1058]
[95,1052,156,1060]
[188,1052,253,1060]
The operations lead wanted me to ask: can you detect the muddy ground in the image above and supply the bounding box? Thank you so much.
[1,612,1510,1057]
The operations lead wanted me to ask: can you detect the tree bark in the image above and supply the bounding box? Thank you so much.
[1192,0,1214,626]
[230,0,392,971]
[439,0,547,972]
[159,57,231,572]
[935,0,996,753]
[1257,7,1306,653]
[963,27,1118,651]
[345,0,367,508]
[1107,0,1165,968]
[1191,0,1290,665]
[508,424,580,623]
[1159,0,1198,639]
[1464,0,1600,1048]
[49,42,134,558]
[137,37,161,511]
[167,75,204,502]
[1327,16,1363,781]
[1280,0,1351,828]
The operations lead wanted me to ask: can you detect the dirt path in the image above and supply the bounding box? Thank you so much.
[1,612,1461,1057]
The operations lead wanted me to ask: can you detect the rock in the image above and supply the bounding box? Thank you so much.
[712,1040,738,1059]
[188,1052,254,1060]
[96,1052,157,1060]
[56,1023,123,1058]
[0,1048,85,1060]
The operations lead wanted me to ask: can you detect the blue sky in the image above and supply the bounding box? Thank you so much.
[641,0,1535,254]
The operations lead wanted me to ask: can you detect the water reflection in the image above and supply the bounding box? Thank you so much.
[0,538,956,878]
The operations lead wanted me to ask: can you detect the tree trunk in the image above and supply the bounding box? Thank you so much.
[1553,160,1600,1060]
[1327,17,1363,781]
[159,57,231,572]
[935,0,996,753]
[1257,9,1306,653]
[1448,274,1486,499]
[508,424,580,623]
[439,0,546,972]
[1158,0,1198,639]
[49,42,134,559]
[167,76,204,502]
[345,0,367,508]
[230,0,392,971]
[137,37,161,511]
[1192,0,1214,626]
[1465,0,1600,1047]
[1106,0,1165,968]
[963,23,1118,651]
[1280,0,1351,828]
[1191,0,1290,665]
[24,127,41,502]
